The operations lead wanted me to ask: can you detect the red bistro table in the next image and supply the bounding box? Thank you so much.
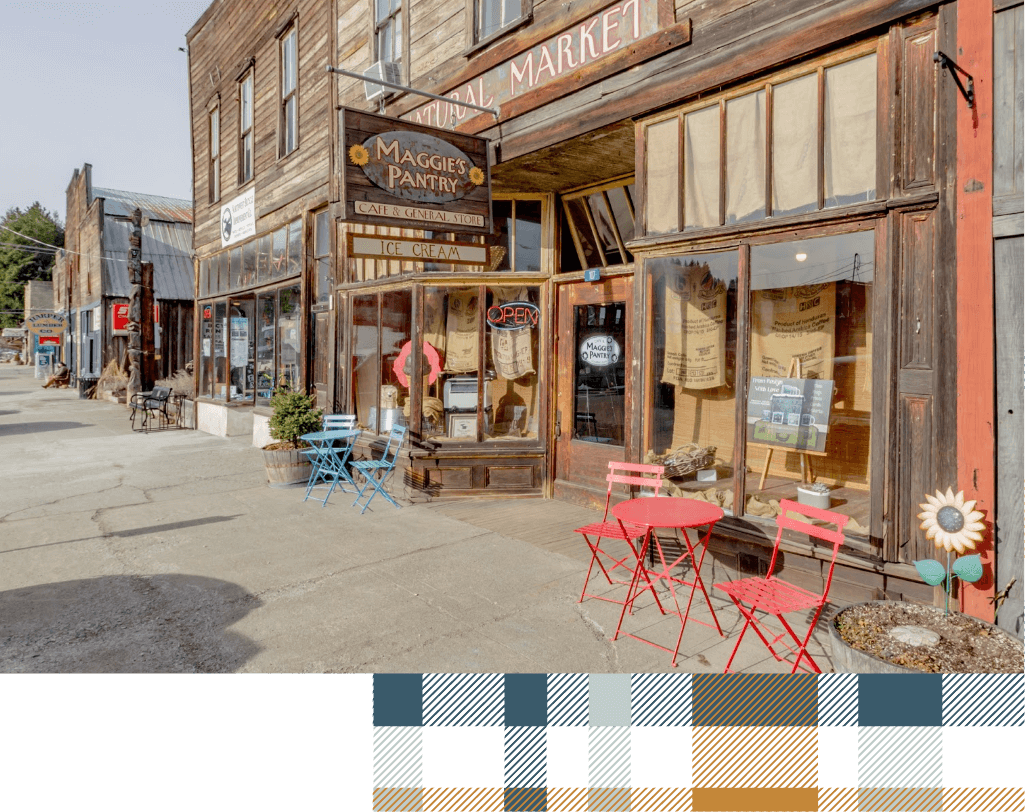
[611,497,725,667]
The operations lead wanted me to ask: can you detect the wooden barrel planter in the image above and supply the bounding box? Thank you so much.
[262,447,311,488]
[830,600,1023,673]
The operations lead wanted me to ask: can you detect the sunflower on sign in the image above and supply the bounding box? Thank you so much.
[468,166,485,186]
[348,144,370,166]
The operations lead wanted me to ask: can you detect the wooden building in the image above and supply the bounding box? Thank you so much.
[186,0,1022,630]
[53,164,195,387]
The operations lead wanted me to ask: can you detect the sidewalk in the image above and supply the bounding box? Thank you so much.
[0,364,836,673]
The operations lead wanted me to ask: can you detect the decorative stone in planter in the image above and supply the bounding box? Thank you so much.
[261,447,311,488]
[830,600,1024,673]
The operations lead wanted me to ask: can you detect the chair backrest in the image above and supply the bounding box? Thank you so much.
[379,425,407,467]
[323,413,357,431]
[602,461,665,518]
[150,386,172,402]
[770,498,850,599]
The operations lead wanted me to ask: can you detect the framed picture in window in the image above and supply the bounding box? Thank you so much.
[447,412,477,439]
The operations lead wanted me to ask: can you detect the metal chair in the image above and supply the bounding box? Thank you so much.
[714,499,849,674]
[351,425,407,514]
[575,461,667,612]
[303,414,359,506]
[129,386,173,432]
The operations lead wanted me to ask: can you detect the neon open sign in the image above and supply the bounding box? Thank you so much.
[486,301,540,330]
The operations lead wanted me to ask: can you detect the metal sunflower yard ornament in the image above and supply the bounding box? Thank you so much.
[914,487,986,616]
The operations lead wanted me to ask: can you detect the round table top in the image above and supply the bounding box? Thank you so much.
[612,496,725,529]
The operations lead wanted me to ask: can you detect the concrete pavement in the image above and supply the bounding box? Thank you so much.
[0,364,836,673]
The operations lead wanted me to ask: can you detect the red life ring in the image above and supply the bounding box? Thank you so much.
[393,340,442,387]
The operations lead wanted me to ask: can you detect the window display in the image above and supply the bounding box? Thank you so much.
[647,251,738,508]
[743,230,874,533]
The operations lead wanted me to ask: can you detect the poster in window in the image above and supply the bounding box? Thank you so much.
[661,261,727,390]
[444,289,479,373]
[750,283,836,380]
[230,317,250,366]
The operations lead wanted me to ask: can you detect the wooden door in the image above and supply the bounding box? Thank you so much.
[311,308,334,411]
[553,277,632,507]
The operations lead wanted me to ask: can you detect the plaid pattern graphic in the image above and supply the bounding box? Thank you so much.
[373,673,1025,812]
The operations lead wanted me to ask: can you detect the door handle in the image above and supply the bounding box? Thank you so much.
[554,409,561,439]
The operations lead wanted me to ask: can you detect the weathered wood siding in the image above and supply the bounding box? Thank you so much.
[188,0,333,258]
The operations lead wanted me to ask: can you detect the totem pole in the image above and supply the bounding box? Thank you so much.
[125,208,153,401]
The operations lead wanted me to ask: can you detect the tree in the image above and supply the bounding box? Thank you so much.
[0,203,64,328]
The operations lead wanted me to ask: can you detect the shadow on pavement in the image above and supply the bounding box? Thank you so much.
[0,574,261,673]
[0,421,91,435]
[1,516,244,555]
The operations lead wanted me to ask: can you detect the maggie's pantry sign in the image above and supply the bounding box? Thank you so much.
[340,108,492,234]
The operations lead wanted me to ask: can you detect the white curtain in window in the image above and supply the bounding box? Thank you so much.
[772,73,818,215]
[684,106,721,229]
[644,118,680,235]
[726,90,766,223]
[824,54,877,206]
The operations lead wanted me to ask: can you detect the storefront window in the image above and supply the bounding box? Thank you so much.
[352,294,380,432]
[647,251,738,507]
[485,286,540,440]
[743,230,874,533]
[288,219,303,275]
[200,303,213,397]
[726,90,766,223]
[256,294,275,404]
[230,247,243,289]
[380,290,413,433]
[772,74,818,217]
[242,241,257,288]
[199,259,210,298]
[257,234,271,284]
[824,54,877,207]
[277,285,301,392]
[684,105,721,229]
[271,226,289,280]
[229,298,255,402]
[214,301,228,400]
[314,209,332,305]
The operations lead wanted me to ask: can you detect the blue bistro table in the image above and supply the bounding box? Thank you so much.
[300,428,361,506]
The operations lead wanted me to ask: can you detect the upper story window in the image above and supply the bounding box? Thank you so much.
[561,177,635,272]
[375,0,402,68]
[209,107,221,203]
[239,70,254,185]
[279,25,298,156]
[642,49,878,236]
[474,0,526,42]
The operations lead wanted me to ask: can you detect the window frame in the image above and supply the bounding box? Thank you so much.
[208,106,221,204]
[279,23,298,158]
[638,40,881,239]
[468,0,532,50]
[373,0,404,74]
[561,175,636,273]
[639,216,886,552]
[238,68,255,186]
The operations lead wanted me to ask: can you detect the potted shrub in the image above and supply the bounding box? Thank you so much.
[261,383,323,487]
[830,488,1023,672]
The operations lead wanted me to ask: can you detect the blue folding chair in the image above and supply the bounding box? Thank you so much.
[351,425,407,513]
[303,414,359,506]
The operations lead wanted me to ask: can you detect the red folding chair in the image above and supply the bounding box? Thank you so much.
[575,461,666,613]
[714,499,849,673]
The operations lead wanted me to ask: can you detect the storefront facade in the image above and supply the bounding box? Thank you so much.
[187,0,1020,623]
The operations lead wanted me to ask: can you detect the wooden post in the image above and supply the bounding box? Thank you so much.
[957,0,996,620]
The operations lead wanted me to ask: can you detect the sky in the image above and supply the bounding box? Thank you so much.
[1,1,213,223]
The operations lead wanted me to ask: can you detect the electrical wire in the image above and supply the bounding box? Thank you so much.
[0,224,127,264]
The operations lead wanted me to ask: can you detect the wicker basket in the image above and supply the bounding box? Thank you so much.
[655,443,716,478]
